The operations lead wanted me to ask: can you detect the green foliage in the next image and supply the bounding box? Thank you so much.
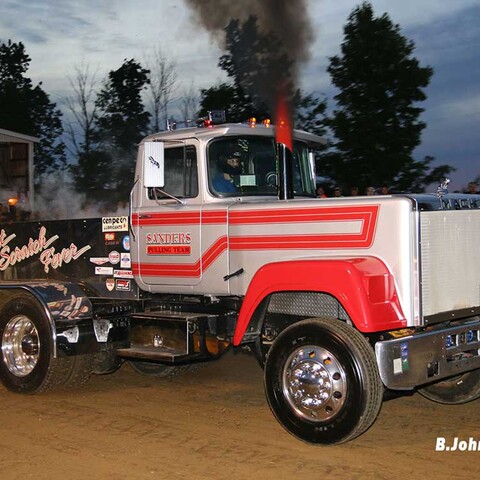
[326,2,453,192]
[69,150,113,197]
[0,39,66,185]
[219,16,289,116]
[292,90,327,138]
[94,59,151,153]
[198,82,262,123]
[70,59,150,206]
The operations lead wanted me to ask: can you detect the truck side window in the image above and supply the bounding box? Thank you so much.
[148,145,198,199]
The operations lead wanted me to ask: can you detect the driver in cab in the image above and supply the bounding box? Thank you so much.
[212,147,242,194]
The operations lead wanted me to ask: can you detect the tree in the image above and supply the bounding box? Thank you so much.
[145,47,178,131]
[0,39,65,185]
[179,82,199,123]
[70,59,150,206]
[200,16,327,132]
[326,2,453,192]
[292,90,327,138]
[218,16,286,120]
[63,62,99,159]
[95,59,150,152]
[198,82,256,123]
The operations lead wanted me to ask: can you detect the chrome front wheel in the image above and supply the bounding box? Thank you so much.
[282,345,347,422]
[2,314,40,377]
[264,318,383,444]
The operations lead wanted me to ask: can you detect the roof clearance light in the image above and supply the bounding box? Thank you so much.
[262,118,271,127]
[248,117,257,128]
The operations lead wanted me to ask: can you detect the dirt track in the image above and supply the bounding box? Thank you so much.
[0,350,479,480]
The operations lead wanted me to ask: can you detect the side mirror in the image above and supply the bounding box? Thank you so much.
[143,141,165,187]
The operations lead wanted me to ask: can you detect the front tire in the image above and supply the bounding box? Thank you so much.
[418,369,480,404]
[264,318,383,445]
[0,293,92,393]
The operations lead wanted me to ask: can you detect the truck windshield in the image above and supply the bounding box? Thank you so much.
[207,136,316,197]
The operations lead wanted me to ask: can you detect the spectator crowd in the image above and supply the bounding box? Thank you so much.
[316,180,479,198]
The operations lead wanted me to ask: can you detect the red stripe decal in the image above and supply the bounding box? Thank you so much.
[132,210,227,226]
[133,236,228,277]
[133,205,379,277]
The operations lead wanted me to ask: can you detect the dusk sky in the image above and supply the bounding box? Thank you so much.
[1,0,479,192]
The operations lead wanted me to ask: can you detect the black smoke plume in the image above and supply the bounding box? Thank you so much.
[184,0,314,112]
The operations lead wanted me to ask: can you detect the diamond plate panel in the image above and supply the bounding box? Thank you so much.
[268,291,349,320]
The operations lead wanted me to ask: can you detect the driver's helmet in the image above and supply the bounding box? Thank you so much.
[217,145,242,175]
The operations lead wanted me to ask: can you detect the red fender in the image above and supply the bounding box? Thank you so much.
[233,257,407,345]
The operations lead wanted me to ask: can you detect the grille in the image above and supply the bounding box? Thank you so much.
[420,210,480,316]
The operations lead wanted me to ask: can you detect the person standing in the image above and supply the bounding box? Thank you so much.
[316,186,327,198]
[467,181,478,194]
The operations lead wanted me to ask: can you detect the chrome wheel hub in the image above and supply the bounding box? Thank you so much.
[282,345,347,422]
[2,315,40,377]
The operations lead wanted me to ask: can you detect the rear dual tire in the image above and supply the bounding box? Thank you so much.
[419,369,480,404]
[0,294,92,394]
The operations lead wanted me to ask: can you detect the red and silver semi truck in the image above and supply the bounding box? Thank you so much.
[0,121,479,444]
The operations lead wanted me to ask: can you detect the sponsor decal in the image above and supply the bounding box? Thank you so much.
[105,278,115,291]
[145,231,191,256]
[147,245,191,255]
[108,250,120,265]
[121,252,131,268]
[145,232,191,244]
[89,257,109,266]
[102,216,128,232]
[122,235,130,251]
[113,269,133,279]
[95,266,113,275]
[115,279,131,291]
[0,226,91,274]
[104,232,120,246]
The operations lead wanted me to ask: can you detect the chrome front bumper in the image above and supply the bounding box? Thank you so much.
[375,317,480,390]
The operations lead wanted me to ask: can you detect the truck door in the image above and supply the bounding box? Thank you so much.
[131,142,203,287]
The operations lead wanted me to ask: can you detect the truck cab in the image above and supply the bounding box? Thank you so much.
[130,123,323,294]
